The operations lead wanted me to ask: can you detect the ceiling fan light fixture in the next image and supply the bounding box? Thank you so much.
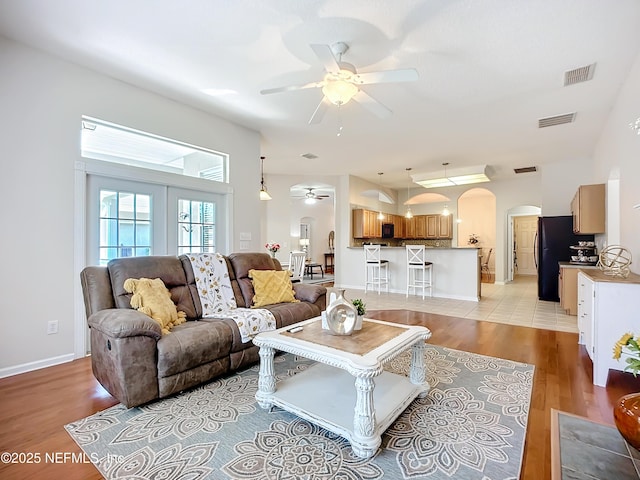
[304,197,317,205]
[322,78,358,105]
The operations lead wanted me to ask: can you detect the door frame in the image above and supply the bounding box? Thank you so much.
[506,205,541,282]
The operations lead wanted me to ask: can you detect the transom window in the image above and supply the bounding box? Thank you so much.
[81,116,229,182]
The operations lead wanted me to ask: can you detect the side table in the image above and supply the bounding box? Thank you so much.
[324,252,334,274]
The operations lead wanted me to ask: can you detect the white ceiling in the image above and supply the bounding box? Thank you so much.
[2,0,640,188]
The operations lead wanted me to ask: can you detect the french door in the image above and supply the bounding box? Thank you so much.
[87,175,227,265]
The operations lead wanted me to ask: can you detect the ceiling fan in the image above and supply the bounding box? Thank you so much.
[260,42,419,124]
[293,188,331,204]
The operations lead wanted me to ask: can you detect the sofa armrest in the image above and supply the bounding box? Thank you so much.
[88,308,162,341]
[293,284,327,304]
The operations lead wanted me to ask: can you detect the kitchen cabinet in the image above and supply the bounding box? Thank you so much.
[571,184,605,234]
[438,215,453,239]
[426,215,438,238]
[353,209,451,240]
[392,214,405,238]
[425,214,453,239]
[352,209,382,238]
[577,270,640,386]
[559,264,597,315]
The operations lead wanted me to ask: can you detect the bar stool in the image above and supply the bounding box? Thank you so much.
[364,245,389,294]
[406,245,433,299]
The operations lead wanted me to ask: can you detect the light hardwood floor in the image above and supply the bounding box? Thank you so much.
[1,308,637,479]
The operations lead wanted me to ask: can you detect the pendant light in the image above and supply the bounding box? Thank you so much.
[259,156,272,201]
[405,168,413,219]
[442,204,450,216]
[377,172,385,220]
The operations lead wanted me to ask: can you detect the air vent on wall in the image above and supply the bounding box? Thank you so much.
[300,153,318,159]
[514,166,537,174]
[538,113,576,128]
[564,63,596,86]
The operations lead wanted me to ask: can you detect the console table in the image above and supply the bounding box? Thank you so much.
[324,252,334,274]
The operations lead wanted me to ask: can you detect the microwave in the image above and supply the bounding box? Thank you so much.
[381,223,394,239]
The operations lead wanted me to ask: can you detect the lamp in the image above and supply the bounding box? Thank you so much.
[405,167,413,219]
[259,156,272,201]
[377,172,385,220]
[299,238,310,259]
[412,163,490,189]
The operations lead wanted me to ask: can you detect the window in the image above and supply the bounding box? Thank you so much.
[177,199,216,254]
[81,117,229,182]
[99,190,151,263]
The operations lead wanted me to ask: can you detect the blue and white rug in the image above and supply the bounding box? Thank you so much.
[66,345,534,479]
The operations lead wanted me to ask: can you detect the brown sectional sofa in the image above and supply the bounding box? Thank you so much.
[80,252,326,408]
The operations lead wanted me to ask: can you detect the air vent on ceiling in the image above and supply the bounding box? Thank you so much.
[300,153,318,160]
[514,166,537,174]
[564,63,596,86]
[538,113,576,128]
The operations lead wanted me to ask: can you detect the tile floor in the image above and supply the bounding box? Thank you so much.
[343,275,578,334]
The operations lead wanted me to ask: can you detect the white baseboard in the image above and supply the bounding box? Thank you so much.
[334,283,479,302]
[0,353,75,379]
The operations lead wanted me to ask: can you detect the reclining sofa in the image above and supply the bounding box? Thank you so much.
[80,252,326,408]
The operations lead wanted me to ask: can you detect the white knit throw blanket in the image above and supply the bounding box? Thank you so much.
[186,253,276,343]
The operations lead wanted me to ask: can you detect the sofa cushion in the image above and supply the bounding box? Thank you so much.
[123,277,187,334]
[249,269,298,308]
[228,253,281,307]
[108,256,198,319]
[156,320,233,378]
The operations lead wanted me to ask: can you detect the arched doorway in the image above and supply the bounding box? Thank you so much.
[458,188,496,281]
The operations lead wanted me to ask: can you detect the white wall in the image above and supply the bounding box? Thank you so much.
[0,38,261,374]
[592,50,640,273]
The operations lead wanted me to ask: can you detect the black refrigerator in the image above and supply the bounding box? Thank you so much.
[536,216,594,301]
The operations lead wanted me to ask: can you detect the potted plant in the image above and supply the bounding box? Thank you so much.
[352,299,366,331]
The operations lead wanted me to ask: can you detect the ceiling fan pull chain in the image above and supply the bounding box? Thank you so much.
[337,105,344,137]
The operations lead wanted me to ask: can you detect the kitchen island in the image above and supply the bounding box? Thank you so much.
[340,246,481,301]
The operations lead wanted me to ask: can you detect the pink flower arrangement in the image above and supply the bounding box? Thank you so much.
[265,242,280,253]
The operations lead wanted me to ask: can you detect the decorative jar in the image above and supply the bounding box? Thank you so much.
[614,392,640,449]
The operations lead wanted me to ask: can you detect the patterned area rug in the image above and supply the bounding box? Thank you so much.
[66,345,534,479]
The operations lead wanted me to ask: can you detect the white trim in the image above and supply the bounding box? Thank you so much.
[81,158,233,195]
[74,161,88,359]
[335,283,479,302]
[0,354,76,379]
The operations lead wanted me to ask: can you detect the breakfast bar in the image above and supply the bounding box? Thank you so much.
[341,246,481,301]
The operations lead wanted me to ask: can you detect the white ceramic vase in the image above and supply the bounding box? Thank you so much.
[326,289,357,336]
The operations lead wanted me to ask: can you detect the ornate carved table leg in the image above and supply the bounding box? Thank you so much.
[352,376,380,458]
[255,346,276,409]
[410,340,430,397]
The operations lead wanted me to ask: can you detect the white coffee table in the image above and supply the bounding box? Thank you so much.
[253,317,432,458]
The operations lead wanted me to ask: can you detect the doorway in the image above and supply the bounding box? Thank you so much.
[506,206,541,282]
[513,215,538,275]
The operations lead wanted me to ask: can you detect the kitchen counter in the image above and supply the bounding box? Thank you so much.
[339,245,481,301]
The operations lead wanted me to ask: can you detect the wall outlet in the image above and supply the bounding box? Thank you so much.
[47,320,58,335]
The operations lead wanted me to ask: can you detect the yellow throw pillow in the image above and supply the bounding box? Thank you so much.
[249,269,299,308]
[123,277,187,334]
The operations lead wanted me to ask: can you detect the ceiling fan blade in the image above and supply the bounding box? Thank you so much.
[310,44,340,73]
[352,90,392,119]
[353,68,419,85]
[308,96,331,124]
[260,81,322,95]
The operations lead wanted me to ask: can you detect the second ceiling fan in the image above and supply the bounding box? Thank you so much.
[260,42,419,124]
